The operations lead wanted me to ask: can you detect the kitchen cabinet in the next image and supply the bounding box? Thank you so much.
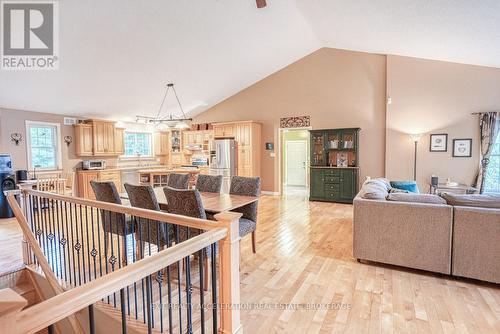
[77,171,99,200]
[170,152,182,166]
[309,128,360,203]
[154,131,170,156]
[74,124,93,156]
[114,127,125,155]
[213,124,235,138]
[93,120,115,156]
[74,120,124,157]
[77,169,122,199]
[213,121,261,177]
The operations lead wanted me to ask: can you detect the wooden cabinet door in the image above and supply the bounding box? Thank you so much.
[236,123,251,146]
[93,121,106,155]
[104,122,115,154]
[114,128,124,155]
[171,153,182,166]
[310,169,325,199]
[238,146,252,175]
[194,132,203,144]
[213,125,224,138]
[223,124,235,137]
[74,124,93,156]
[339,170,357,201]
[155,132,169,155]
[77,171,99,199]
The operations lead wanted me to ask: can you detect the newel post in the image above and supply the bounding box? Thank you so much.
[20,191,34,265]
[0,288,27,334]
[214,211,243,334]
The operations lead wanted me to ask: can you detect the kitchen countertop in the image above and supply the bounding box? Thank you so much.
[77,165,166,173]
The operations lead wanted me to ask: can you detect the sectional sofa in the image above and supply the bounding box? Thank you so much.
[353,179,500,284]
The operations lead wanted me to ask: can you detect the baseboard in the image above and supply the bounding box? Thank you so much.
[261,191,280,196]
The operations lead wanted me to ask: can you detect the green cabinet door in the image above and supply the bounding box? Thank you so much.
[339,169,357,201]
[310,169,325,199]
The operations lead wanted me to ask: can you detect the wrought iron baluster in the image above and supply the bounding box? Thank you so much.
[211,243,217,333]
[156,220,163,332]
[198,249,206,334]
[84,205,92,281]
[48,199,59,277]
[120,288,127,334]
[74,203,83,286]
[90,207,98,280]
[63,201,73,286]
[175,224,183,333]
[146,276,153,334]
[108,210,117,307]
[166,223,173,334]
[186,229,193,334]
[79,203,87,284]
[88,304,95,334]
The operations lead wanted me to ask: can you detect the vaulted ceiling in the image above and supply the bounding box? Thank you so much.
[1,0,499,120]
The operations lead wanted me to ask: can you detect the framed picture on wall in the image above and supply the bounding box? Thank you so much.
[429,134,448,152]
[452,138,472,157]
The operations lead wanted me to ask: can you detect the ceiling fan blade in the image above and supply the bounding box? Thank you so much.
[256,0,267,8]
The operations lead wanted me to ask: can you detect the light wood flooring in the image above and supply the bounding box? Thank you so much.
[1,193,499,333]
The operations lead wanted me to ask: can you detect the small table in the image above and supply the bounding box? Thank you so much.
[429,183,478,195]
[120,187,259,213]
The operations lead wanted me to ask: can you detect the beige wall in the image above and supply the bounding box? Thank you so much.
[195,48,388,192]
[0,108,83,173]
[386,55,500,192]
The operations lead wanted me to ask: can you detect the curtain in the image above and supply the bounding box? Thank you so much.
[473,112,499,193]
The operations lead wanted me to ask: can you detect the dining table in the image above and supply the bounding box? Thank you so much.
[120,187,259,213]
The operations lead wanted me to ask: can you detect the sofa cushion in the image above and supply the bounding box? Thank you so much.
[387,193,447,205]
[441,193,500,209]
[359,178,390,200]
[390,180,419,193]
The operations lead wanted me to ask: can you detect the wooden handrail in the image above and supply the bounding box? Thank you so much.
[18,189,220,230]
[6,191,84,334]
[15,228,227,334]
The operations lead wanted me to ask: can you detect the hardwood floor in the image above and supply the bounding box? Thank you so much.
[1,193,499,333]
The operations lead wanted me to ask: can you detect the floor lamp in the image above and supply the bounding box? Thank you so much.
[410,134,422,181]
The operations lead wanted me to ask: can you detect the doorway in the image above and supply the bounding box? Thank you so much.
[281,129,309,196]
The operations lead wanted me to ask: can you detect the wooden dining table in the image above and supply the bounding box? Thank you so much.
[120,187,259,213]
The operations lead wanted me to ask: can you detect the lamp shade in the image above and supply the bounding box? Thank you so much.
[410,133,423,142]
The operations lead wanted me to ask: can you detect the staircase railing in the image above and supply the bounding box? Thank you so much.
[1,189,243,334]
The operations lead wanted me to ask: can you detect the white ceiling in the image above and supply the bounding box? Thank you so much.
[1,0,499,120]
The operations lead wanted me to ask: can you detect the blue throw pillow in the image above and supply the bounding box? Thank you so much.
[390,181,420,194]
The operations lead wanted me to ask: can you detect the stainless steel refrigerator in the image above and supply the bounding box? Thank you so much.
[209,139,236,193]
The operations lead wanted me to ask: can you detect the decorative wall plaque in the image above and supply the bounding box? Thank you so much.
[280,116,310,128]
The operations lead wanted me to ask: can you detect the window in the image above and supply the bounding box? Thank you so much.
[484,125,500,193]
[26,121,62,170]
[124,132,152,157]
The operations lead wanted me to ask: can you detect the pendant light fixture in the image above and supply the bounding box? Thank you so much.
[136,83,192,129]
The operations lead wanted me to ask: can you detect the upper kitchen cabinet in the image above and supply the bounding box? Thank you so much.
[114,127,125,156]
[154,131,170,156]
[213,123,235,138]
[74,124,93,156]
[73,120,124,157]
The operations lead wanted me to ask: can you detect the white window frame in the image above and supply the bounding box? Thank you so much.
[25,120,63,171]
[122,131,154,158]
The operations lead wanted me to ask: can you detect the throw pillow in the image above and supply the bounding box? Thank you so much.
[387,193,447,205]
[389,187,409,194]
[441,193,500,209]
[359,178,391,200]
[390,180,419,194]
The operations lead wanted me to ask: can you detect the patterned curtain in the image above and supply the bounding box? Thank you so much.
[473,112,500,193]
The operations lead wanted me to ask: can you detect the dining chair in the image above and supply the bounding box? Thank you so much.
[123,183,170,259]
[163,186,212,290]
[167,173,190,189]
[195,174,223,193]
[91,181,135,265]
[229,176,261,253]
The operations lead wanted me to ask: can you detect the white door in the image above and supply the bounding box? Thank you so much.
[285,140,307,186]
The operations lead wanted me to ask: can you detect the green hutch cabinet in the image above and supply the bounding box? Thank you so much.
[309,128,360,203]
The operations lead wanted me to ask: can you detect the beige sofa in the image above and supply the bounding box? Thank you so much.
[353,180,500,284]
[353,197,453,274]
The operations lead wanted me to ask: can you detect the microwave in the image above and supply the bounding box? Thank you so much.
[82,159,106,170]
